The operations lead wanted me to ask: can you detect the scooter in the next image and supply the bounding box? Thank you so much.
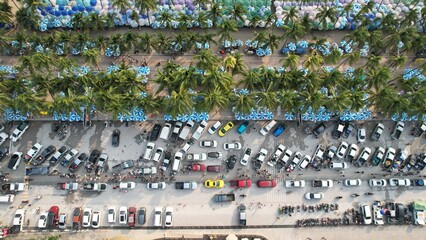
[336,196,343,199]
[351,194,360,197]
[365,192,374,195]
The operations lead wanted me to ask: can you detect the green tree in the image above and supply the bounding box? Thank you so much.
[315,6,338,30]
[193,49,220,71]
[303,51,324,71]
[199,87,230,112]
[162,85,195,117]
[365,66,390,90]
[202,67,233,91]
[238,69,262,91]
[82,49,101,70]
[230,92,256,114]
[135,0,157,26]
[280,53,300,70]
[218,19,238,43]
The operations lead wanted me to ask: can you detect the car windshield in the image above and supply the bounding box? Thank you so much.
[18,123,26,130]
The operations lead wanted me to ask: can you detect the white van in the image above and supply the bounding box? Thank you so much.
[260,120,277,136]
[361,204,372,225]
[154,207,162,227]
[0,194,14,203]
[160,123,172,140]
[172,151,183,173]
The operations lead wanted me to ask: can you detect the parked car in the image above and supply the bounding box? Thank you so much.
[165,207,173,227]
[257,179,277,188]
[160,122,172,140]
[230,179,252,188]
[357,128,366,143]
[149,124,162,141]
[371,147,385,166]
[369,179,387,187]
[24,143,43,162]
[336,141,349,159]
[226,155,237,170]
[207,151,222,159]
[61,148,78,167]
[259,120,277,136]
[218,122,234,137]
[152,147,164,162]
[383,147,396,168]
[147,182,166,190]
[360,204,372,225]
[191,120,207,140]
[191,163,205,171]
[170,122,183,142]
[325,145,338,160]
[7,152,22,170]
[32,145,56,166]
[371,123,385,141]
[206,165,222,172]
[119,206,127,224]
[391,121,405,140]
[200,140,217,148]
[181,139,194,153]
[329,161,348,170]
[107,207,116,223]
[280,149,293,166]
[299,155,311,169]
[273,124,286,137]
[237,121,249,134]
[143,142,155,161]
[13,209,25,231]
[304,192,324,200]
[85,149,100,173]
[128,207,136,228]
[312,122,327,138]
[332,121,345,139]
[240,148,251,166]
[204,179,224,188]
[119,182,136,189]
[11,122,30,142]
[346,144,359,162]
[57,212,67,229]
[69,153,88,173]
[47,206,59,228]
[285,180,306,188]
[112,129,120,147]
[178,120,194,140]
[343,122,355,139]
[72,207,83,231]
[187,153,207,161]
[91,211,101,228]
[208,121,222,135]
[175,181,197,190]
[389,178,411,187]
[95,153,108,176]
[223,142,242,150]
[38,212,48,229]
[344,179,362,186]
[154,207,162,227]
[49,146,68,166]
[354,147,372,167]
[0,132,9,146]
[137,207,146,225]
[411,122,426,137]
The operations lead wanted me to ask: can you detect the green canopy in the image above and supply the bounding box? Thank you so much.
[413,201,426,211]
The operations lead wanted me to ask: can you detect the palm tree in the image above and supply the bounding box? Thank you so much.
[82,48,101,70]
[248,15,261,28]
[177,12,191,31]
[206,0,224,27]
[230,52,245,76]
[324,48,342,65]
[256,87,278,111]
[315,6,338,30]
[339,51,360,67]
[197,32,217,47]
[364,55,382,70]
[134,0,157,26]
[202,67,233,91]
[171,66,200,90]
[379,12,398,31]
[157,11,174,28]
[400,8,419,28]
[320,69,345,95]
[0,0,13,24]
[135,93,160,115]
[280,53,300,70]
[326,89,352,114]
[162,85,195,117]
[282,7,299,25]
[122,31,139,52]
[238,69,262,91]
[138,33,155,53]
[153,33,171,54]
[88,12,106,30]
[230,92,256,114]
[387,54,407,72]
[304,51,324,71]
[110,0,130,13]
[265,32,282,53]
[11,90,46,116]
[365,66,390,90]
[199,87,230,112]
[345,26,369,49]
[230,2,246,22]
[333,2,353,29]
[193,49,220,71]
[222,54,236,73]
[281,20,307,44]
[299,89,326,112]
[15,7,40,29]
[384,26,419,52]
[49,89,84,115]
[218,19,238,43]
[278,89,299,112]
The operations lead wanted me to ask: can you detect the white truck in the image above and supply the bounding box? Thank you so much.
[191,120,207,140]
[312,179,334,188]
[83,182,107,191]
[391,121,405,140]
[179,120,195,140]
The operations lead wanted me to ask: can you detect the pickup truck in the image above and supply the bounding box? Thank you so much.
[32,145,56,166]
[230,179,252,188]
[410,122,426,137]
[391,121,405,140]
[25,166,49,175]
[175,181,197,190]
[267,144,285,167]
[312,179,333,188]
[239,204,247,226]
[60,148,79,167]
[83,182,107,191]
[178,120,195,140]
[371,123,384,141]
[1,183,25,192]
[191,120,207,140]
[49,146,68,166]
[57,182,79,191]
[285,180,306,188]
[138,166,157,175]
[214,193,235,203]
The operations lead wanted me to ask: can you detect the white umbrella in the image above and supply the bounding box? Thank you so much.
[226,235,238,240]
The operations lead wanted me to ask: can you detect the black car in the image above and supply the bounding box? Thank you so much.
[8,152,22,170]
[85,150,100,173]
[32,145,56,166]
[69,153,88,173]
[395,203,405,224]
[226,155,237,170]
[312,122,327,138]
[47,212,56,228]
[161,151,172,172]
[0,147,9,162]
[149,124,162,141]
[343,122,355,139]
[207,152,222,159]
[137,207,146,225]
[112,130,120,147]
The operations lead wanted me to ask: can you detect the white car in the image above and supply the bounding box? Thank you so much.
[24,142,43,162]
[200,140,217,148]
[357,128,366,143]
[369,179,387,187]
[272,144,285,159]
[164,207,173,227]
[344,179,362,186]
[223,142,242,150]
[285,180,306,188]
[38,212,48,229]
[91,211,100,228]
[119,206,127,224]
[181,140,194,153]
[257,148,268,162]
[82,208,92,228]
[304,192,324,200]
[11,122,29,142]
[8,151,23,170]
[281,149,293,165]
[208,121,222,134]
[143,142,155,161]
[107,207,116,223]
[336,141,349,159]
[147,182,167,190]
[329,161,348,170]
[299,155,311,169]
[389,178,411,187]
[355,147,372,166]
[13,209,25,230]
[152,147,164,162]
[361,204,372,225]
[0,132,9,146]
[58,213,67,229]
[384,147,396,162]
[192,120,207,140]
[240,148,251,166]
[346,144,359,160]
[159,123,172,140]
[119,182,136,189]
[7,183,25,192]
[187,153,207,161]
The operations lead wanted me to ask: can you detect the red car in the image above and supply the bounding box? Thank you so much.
[206,165,222,172]
[191,163,206,171]
[230,179,252,188]
[257,179,277,188]
[47,206,60,228]
[128,207,136,228]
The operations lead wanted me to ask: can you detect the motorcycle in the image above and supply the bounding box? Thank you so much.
[336,196,343,199]
[351,194,360,197]
[365,192,374,195]
[240,194,247,197]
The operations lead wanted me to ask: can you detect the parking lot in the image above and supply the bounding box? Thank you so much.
[0,119,425,235]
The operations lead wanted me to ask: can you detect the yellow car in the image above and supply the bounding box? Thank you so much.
[218,122,234,137]
[204,179,225,188]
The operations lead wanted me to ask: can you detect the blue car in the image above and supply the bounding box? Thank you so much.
[237,121,249,134]
[273,125,286,137]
